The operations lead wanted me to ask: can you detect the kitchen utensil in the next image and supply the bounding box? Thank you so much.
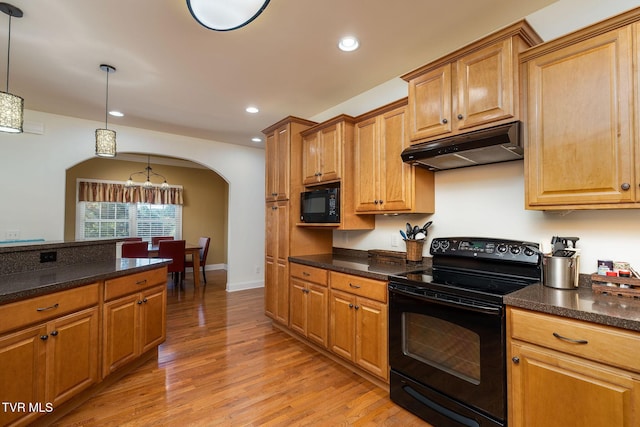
[543,249,580,289]
[422,221,432,232]
[406,223,413,239]
[413,225,420,237]
[399,230,407,240]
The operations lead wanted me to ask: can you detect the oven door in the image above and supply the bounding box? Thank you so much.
[388,283,506,425]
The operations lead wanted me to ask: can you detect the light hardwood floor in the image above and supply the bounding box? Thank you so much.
[53,271,428,426]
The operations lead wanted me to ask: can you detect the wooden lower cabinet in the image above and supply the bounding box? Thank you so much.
[328,270,389,381]
[507,307,640,427]
[103,284,167,377]
[0,299,99,427]
[289,263,329,348]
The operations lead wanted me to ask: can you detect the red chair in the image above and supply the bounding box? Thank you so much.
[158,239,185,285]
[123,237,143,242]
[152,236,174,245]
[122,241,149,258]
[185,236,211,284]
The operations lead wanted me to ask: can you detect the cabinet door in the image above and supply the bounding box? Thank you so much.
[354,116,380,211]
[456,39,514,130]
[265,131,277,201]
[318,124,342,183]
[302,132,321,184]
[379,106,413,212]
[509,341,640,427]
[103,293,139,377]
[0,325,46,427]
[289,278,307,336]
[47,307,99,406]
[275,260,289,326]
[329,290,355,361]
[306,283,328,348]
[408,63,452,141]
[355,297,388,380]
[139,286,167,354]
[525,27,634,207]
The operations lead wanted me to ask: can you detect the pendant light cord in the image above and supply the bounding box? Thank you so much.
[104,68,109,128]
[5,13,11,92]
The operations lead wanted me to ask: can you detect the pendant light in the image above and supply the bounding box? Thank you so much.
[125,155,170,190]
[186,0,270,31]
[0,2,23,133]
[95,64,117,157]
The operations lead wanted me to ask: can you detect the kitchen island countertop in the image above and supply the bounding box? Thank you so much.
[505,283,640,333]
[0,258,171,305]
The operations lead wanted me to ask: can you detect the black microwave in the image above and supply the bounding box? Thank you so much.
[300,188,340,223]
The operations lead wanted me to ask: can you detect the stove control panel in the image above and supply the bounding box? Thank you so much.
[430,237,540,264]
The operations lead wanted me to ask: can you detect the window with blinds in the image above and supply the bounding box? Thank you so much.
[76,201,182,240]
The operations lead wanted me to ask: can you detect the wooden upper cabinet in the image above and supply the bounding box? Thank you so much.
[263,117,317,202]
[522,20,636,209]
[301,117,348,185]
[403,20,541,143]
[354,100,434,214]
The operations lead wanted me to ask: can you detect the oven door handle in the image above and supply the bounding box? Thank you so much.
[390,286,502,316]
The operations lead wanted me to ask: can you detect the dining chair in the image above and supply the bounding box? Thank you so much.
[121,241,149,258]
[158,239,186,286]
[185,236,211,284]
[123,237,143,242]
[152,236,174,245]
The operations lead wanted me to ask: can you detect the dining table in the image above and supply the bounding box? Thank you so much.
[148,242,202,289]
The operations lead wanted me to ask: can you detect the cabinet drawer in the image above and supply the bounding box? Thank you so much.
[104,267,167,301]
[0,283,100,334]
[290,263,328,286]
[330,272,387,303]
[509,307,640,373]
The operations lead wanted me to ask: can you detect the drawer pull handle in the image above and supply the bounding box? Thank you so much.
[136,279,147,285]
[349,283,361,289]
[553,332,588,345]
[37,303,59,312]
[303,272,310,276]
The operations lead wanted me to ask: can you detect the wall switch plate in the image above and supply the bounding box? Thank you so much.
[40,251,57,263]
[391,233,400,247]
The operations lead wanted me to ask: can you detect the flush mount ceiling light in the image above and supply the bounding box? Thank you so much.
[245,106,259,113]
[0,2,23,133]
[186,0,270,31]
[125,155,170,190]
[338,36,359,52]
[95,64,117,157]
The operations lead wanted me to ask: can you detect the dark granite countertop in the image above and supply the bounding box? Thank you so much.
[0,258,171,305]
[505,284,640,333]
[289,252,430,281]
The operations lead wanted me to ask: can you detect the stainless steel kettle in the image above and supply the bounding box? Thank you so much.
[542,249,580,289]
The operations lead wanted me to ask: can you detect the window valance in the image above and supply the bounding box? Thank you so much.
[78,180,184,205]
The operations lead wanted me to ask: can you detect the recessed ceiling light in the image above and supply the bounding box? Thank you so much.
[338,36,359,52]
[246,106,259,114]
[109,110,124,117]
[251,137,262,143]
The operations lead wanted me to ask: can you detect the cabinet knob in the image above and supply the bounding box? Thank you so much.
[354,305,360,310]
[374,200,379,204]
[621,182,631,191]
[50,330,59,336]
[40,335,48,340]
[457,114,464,120]
[512,356,520,364]
[138,300,143,305]
[349,303,354,308]
[442,118,448,124]
[379,200,384,205]
[143,298,148,303]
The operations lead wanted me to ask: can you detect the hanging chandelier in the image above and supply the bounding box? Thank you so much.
[186,0,270,31]
[125,155,170,190]
[95,64,117,157]
[0,2,23,133]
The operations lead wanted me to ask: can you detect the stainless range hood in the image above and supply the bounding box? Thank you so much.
[401,121,522,171]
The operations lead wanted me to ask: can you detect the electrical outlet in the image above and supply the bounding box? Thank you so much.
[40,251,57,263]
[6,230,19,240]
[255,265,261,274]
[391,233,400,247]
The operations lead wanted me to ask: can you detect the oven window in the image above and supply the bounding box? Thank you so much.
[402,313,481,384]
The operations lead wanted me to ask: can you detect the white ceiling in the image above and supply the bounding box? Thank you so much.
[2,0,556,148]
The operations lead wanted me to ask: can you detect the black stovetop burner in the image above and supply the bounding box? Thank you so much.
[390,237,542,302]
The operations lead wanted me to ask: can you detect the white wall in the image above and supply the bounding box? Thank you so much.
[327,0,640,275]
[0,110,265,292]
